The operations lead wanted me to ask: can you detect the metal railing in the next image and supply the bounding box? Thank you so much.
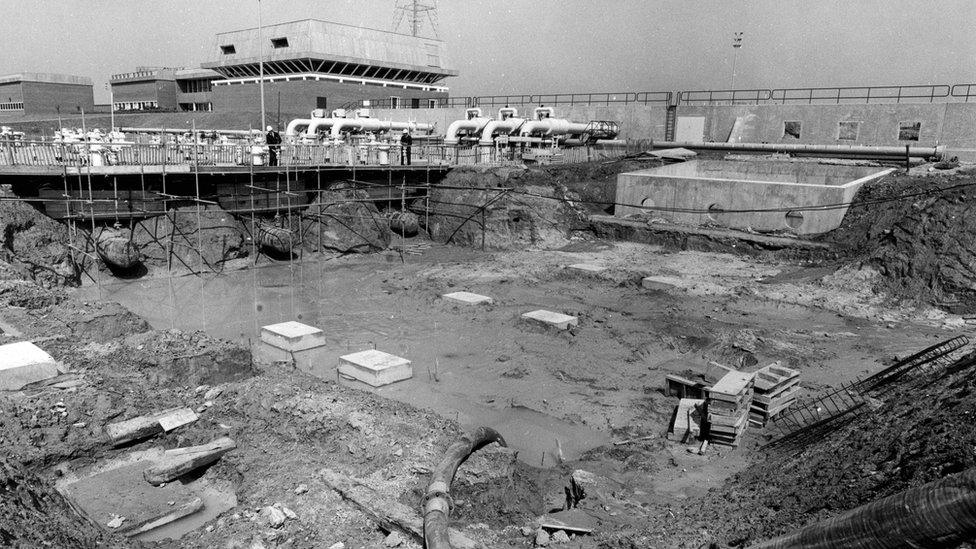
[677,89,772,105]
[769,85,951,104]
[951,84,976,102]
[350,91,673,110]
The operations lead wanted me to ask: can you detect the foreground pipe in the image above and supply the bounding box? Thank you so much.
[423,427,507,549]
[285,118,315,137]
[330,118,434,140]
[651,140,944,159]
[445,117,491,145]
[750,467,976,549]
[478,118,525,145]
[519,119,589,138]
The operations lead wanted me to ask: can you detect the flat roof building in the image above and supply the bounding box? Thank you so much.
[0,73,94,117]
[109,67,224,112]
[201,19,458,115]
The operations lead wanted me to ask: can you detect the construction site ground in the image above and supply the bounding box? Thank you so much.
[2,161,976,548]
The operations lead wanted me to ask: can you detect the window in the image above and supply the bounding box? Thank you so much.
[837,121,860,141]
[783,121,801,140]
[220,45,236,55]
[898,121,921,141]
[427,99,437,109]
[390,96,401,109]
[271,37,289,49]
[316,96,328,109]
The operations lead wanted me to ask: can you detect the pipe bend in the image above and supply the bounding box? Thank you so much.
[285,119,314,137]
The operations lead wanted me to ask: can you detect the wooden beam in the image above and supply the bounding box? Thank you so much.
[143,437,237,486]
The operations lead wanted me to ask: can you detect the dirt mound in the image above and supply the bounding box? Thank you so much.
[822,172,976,313]
[0,185,78,287]
[428,166,587,250]
[681,352,976,546]
[0,457,119,548]
[120,329,255,386]
[299,185,391,253]
[130,206,249,272]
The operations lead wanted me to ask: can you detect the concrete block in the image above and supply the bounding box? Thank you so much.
[253,342,333,377]
[442,291,494,305]
[338,349,412,387]
[521,310,579,330]
[567,263,605,274]
[260,321,326,352]
[642,276,680,291]
[0,341,58,390]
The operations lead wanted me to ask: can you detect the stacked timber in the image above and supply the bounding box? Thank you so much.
[749,362,801,427]
[705,370,754,447]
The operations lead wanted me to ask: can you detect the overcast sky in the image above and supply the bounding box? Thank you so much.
[2,1,974,102]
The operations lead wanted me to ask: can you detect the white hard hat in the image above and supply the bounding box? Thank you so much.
[266,126,273,131]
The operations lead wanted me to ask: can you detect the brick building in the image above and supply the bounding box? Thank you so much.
[0,73,94,117]
[201,19,458,115]
[109,67,223,112]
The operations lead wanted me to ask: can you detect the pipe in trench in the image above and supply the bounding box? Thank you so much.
[749,466,976,549]
[423,426,507,549]
[650,140,944,159]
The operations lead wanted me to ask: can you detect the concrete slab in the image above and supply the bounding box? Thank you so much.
[0,341,58,390]
[338,349,412,387]
[642,276,680,291]
[253,342,333,376]
[521,310,579,330]
[260,321,326,352]
[567,263,606,274]
[442,291,494,305]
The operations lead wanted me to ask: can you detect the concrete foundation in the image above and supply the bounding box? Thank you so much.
[616,159,894,235]
[252,342,332,375]
[442,291,494,305]
[567,263,606,274]
[338,349,412,387]
[260,321,326,352]
[521,310,579,330]
[0,341,58,390]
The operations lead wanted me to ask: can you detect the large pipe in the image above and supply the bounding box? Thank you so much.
[423,427,507,549]
[285,118,315,137]
[478,118,525,145]
[329,119,434,140]
[304,118,337,137]
[445,117,491,145]
[749,467,976,549]
[120,127,259,136]
[651,140,944,160]
[519,119,589,138]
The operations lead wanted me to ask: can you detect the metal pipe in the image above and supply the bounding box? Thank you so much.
[478,118,525,144]
[445,117,491,145]
[519,119,589,138]
[329,119,435,140]
[285,118,315,137]
[651,140,944,159]
[423,427,507,549]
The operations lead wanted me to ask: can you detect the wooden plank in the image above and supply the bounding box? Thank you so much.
[119,497,203,537]
[320,468,483,549]
[669,398,704,441]
[708,370,754,396]
[104,407,197,446]
[143,437,236,486]
[753,384,801,406]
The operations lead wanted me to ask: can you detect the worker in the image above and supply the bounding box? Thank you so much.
[400,128,413,166]
[265,125,282,166]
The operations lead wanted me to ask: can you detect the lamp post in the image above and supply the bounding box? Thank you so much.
[106,83,115,131]
[258,0,267,132]
[730,32,744,90]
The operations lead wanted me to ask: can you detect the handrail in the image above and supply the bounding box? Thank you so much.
[770,85,951,104]
[677,89,772,105]
[951,83,976,102]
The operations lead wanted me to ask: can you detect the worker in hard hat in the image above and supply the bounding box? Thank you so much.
[399,128,413,166]
[265,125,282,166]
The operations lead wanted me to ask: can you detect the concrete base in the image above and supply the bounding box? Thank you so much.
[260,321,326,352]
[567,263,606,274]
[521,310,579,330]
[338,349,412,387]
[642,276,680,291]
[0,341,58,390]
[442,291,494,305]
[252,342,333,377]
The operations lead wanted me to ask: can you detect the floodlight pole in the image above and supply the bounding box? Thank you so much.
[258,0,267,132]
[730,32,743,90]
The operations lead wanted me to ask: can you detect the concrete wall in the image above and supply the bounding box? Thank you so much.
[677,103,976,159]
[369,104,669,141]
[22,82,94,115]
[215,79,447,118]
[616,160,894,235]
[0,82,24,104]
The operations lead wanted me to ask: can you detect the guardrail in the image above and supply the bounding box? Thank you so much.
[951,84,976,102]
[677,89,772,105]
[769,85,951,104]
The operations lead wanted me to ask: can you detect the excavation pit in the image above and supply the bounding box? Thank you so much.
[616,159,894,234]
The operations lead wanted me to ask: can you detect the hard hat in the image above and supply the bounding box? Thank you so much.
[402,128,409,133]
[266,126,273,131]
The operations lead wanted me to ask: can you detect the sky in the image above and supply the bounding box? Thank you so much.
[2,0,974,103]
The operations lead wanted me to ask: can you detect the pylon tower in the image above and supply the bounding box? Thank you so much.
[392,0,438,38]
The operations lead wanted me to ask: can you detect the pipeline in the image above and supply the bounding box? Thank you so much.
[119,127,260,137]
[422,427,507,549]
[478,118,525,144]
[329,118,434,140]
[650,140,944,160]
[445,117,492,145]
[749,466,976,549]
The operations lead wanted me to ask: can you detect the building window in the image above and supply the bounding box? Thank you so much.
[783,120,801,140]
[316,97,328,109]
[390,96,401,109]
[898,121,921,141]
[427,99,437,109]
[220,44,236,54]
[0,102,24,111]
[837,121,860,141]
[271,37,289,48]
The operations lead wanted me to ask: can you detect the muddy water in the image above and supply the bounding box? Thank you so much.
[74,259,611,467]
